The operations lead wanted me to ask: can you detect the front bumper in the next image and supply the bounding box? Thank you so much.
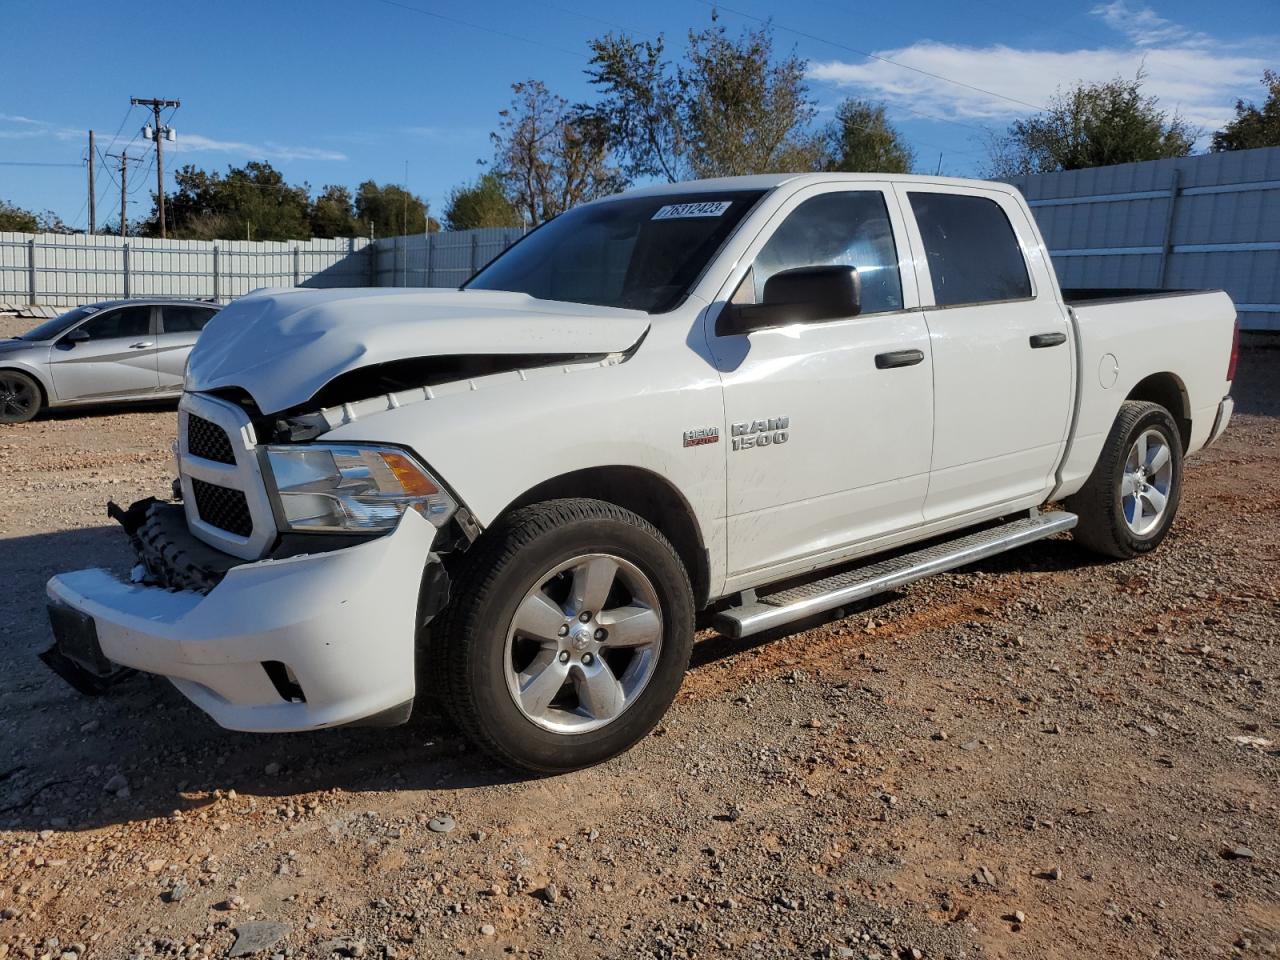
[45,509,438,732]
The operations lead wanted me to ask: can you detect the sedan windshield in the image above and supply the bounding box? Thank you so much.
[19,305,101,341]
[464,191,765,314]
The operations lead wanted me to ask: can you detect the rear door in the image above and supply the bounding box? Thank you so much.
[157,304,219,391]
[47,304,160,402]
[711,183,934,580]
[894,184,1073,521]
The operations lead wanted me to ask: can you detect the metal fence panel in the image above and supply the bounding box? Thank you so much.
[1007,145,1280,331]
[372,228,525,290]
[0,233,373,309]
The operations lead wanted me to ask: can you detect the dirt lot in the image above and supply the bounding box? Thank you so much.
[1,345,1276,960]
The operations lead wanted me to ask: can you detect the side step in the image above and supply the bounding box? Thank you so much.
[714,511,1077,639]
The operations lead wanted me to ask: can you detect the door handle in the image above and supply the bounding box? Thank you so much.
[1029,332,1067,349]
[875,349,925,369]
[129,341,154,349]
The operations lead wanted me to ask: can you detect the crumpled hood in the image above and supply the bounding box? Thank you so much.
[185,287,651,414]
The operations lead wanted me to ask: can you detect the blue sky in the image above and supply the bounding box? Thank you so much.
[2,0,1276,230]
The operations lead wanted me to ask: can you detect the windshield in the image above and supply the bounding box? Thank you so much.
[464,191,765,313]
[19,305,101,341]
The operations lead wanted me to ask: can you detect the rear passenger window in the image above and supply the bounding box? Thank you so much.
[908,193,1031,307]
[163,306,217,333]
[754,191,903,315]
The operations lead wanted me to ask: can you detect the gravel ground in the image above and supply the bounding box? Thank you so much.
[0,338,1276,960]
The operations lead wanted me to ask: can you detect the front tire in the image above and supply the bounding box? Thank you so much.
[1067,400,1183,559]
[434,498,694,773]
[0,370,42,424]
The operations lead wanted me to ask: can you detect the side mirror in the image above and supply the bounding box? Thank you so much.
[61,328,91,345]
[720,265,861,336]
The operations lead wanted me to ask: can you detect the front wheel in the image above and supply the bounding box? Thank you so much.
[433,498,694,773]
[0,370,42,424]
[1067,400,1184,559]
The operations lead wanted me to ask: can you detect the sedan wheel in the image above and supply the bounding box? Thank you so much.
[0,371,41,424]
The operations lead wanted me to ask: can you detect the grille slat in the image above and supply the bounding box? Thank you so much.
[187,414,236,464]
[191,478,253,538]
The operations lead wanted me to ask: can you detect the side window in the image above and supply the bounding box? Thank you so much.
[79,305,152,341]
[753,191,903,316]
[908,193,1031,307]
[163,306,217,334]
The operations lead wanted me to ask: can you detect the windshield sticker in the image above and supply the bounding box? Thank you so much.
[652,201,733,220]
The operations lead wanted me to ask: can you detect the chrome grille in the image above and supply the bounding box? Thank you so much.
[186,414,236,464]
[179,392,276,560]
[191,477,253,538]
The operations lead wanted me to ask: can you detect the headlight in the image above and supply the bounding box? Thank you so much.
[264,443,457,534]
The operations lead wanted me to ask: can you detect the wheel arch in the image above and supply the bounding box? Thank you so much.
[500,466,712,608]
[1125,372,1190,450]
[0,364,50,408]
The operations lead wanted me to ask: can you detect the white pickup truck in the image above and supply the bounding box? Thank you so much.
[43,173,1238,772]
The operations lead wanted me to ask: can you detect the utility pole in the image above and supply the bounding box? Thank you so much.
[107,150,141,238]
[87,130,96,234]
[131,96,181,238]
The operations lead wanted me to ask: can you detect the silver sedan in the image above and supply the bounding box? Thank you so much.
[0,299,221,423]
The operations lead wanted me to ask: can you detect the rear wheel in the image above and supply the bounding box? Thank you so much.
[434,498,694,773]
[0,370,41,424]
[1067,400,1183,559]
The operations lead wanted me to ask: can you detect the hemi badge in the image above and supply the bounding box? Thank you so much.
[683,427,720,447]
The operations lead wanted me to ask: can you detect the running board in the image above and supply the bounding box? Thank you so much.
[714,511,1077,639]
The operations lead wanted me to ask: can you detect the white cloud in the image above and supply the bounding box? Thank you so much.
[0,114,81,141]
[170,133,347,162]
[807,3,1270,135]
[1091,0,1202,47]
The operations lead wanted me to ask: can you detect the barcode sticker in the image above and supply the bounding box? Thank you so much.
[652,201,733,220]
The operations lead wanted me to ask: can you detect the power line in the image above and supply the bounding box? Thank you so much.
[699,0,1047,113]
[0,160,82,167]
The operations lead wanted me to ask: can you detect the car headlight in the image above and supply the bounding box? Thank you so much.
[263,443,457,534]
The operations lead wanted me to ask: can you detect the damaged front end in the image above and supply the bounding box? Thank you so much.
[39,496,228,696]
[40,390,457,730]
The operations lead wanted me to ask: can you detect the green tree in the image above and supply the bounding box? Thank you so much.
[443,172,521,230]
[355,181,438,238]
[582,18,823,182]
[1213,70,1280,152]
[987,72,1196,177]
[310,184,362,238]
[0,200,39,232]
[0,201,72,233]
[151,161,313,240]
[824,99,914,173]
[683,20,823,178]
[491,80,623,226]
[584,33,689,182]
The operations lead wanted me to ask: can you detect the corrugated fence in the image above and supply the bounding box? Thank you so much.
[0,233,372,308]
[373,228,526,289]
[7,148,1278,331]
[0,228,528,310]
[1007,145,1280,332]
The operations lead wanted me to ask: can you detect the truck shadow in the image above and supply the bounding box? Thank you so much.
[1,527,1101,833]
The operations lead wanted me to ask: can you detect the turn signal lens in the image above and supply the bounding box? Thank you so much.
[264,443,456,534]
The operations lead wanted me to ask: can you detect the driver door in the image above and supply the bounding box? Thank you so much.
[48,304,160,402]
[707,184,934,583]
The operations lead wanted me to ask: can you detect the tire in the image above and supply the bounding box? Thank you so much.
[433,498,694,773]
[1067,400,1183,559]
[0,370,42,424]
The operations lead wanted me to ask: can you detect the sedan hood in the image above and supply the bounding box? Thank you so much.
[185,287,651,414]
